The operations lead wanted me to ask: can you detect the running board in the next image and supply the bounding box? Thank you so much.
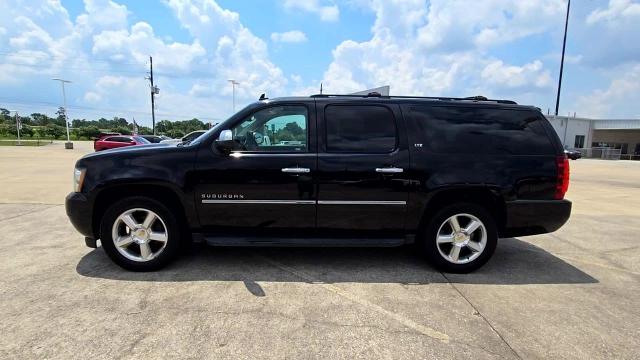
[203,236,407,247]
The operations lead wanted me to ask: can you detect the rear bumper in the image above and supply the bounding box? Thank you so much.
[502,199,571,237]
[65,192,94,241]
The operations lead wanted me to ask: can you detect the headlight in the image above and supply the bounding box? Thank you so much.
[73,168,86,192]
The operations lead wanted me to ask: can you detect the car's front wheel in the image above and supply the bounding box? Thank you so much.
[99,196,181,271]
[422,203,498,273]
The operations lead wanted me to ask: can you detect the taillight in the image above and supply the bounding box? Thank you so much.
[555,155,570,199]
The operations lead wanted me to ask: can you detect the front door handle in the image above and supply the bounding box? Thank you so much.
[375,167,403,174]
[282,167,311,174]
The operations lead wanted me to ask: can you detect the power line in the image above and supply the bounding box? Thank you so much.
[0,59,221,79]
[0,98,223,122]
[0,51,148,67]
[0,51,221,79]
[0,61,145,75]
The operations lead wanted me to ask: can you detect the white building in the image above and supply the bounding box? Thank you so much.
[545,115,640,156]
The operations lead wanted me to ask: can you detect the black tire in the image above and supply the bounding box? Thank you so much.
[99,196,181,271]
[421,203,498,273]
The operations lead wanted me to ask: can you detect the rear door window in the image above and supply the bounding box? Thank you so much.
[325,105,397,153]
[406,106,554,155]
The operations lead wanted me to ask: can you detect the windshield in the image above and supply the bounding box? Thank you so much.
[134,136,151,144]
[185,102,271,147]
[184,124,222,146]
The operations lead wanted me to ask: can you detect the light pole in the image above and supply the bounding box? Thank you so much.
[8,110,20,145]
[228,79,239,113]
[555,0,571,116]
[52,78,73,149]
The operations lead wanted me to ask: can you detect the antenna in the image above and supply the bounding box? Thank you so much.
[320,82,323,95]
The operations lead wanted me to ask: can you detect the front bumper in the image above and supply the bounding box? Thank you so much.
[65,192,94,241]
[503,199,572,237]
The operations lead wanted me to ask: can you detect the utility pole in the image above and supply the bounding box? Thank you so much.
[228,79,239,112]
[147,56,159,135]
[52,78,73,149]
[555,0,570,116]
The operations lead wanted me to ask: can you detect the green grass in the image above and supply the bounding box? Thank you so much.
[0,139,51,146]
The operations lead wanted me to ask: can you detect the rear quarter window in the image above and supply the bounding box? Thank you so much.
[406,106,555,155]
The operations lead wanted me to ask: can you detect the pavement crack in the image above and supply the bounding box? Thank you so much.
[0,204,61,223]
[253,253,450,343]
[440,272,522,360]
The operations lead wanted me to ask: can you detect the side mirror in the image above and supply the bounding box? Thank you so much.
[215,130,234,153]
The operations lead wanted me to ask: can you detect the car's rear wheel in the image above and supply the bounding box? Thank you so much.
[100,196,181,271]
[422,203,497,273]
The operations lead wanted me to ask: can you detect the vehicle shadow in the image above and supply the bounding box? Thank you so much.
[76,237,598,286]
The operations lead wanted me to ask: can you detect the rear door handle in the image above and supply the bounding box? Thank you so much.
[282,167,311,174]
[375,167,403,173]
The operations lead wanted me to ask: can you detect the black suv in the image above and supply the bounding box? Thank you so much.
[66,94,571,273]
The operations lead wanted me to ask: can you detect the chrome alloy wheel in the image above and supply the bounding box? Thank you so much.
[436,213,487,265]
[111,208,168,262]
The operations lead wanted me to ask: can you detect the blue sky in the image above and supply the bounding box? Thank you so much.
[1,0,639,126]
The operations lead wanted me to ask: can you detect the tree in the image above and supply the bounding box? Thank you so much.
[53,107,66,127]
[167,129,185,138]
[113,117,128,127]
[283,122,304,136]
[156,120,173,134]
[0,124,14,137]
[18,115,32,126]
[137,126,152,135]
[44,124,65,139]
[31,113,52,126]
[76,126,101,139]
[20,124,34,138]
[0,108,11,124]
[111,126,131,135]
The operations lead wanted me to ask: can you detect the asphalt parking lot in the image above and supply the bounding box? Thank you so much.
[0,141,638,359]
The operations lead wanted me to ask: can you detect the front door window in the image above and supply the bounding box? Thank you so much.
[231,105,308,153]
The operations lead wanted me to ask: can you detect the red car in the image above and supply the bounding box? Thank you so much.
[94,135,151,151]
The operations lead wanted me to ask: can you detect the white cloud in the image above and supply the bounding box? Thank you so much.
[316,0,563,98]
[9,17,55,50]
[481,60,552,90]
[163,0,241,45]
[414,0,565,51]
[270,30,307,43]
[77,0,129,32]
[579,0,640,68]
[84,91,102,103]
[2,0,640,121]
[92,22,206,72]
[587,0,640,25]
[282,0,339,22]
[164,0,287,99]
[575,64,640,118]
[189,82,215,97]
[0,0,288,124]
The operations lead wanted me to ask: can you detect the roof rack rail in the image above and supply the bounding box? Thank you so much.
[310,93,517,104]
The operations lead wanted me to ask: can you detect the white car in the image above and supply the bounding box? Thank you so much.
[160,130,207,145]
